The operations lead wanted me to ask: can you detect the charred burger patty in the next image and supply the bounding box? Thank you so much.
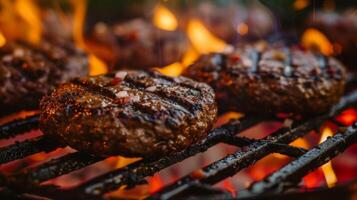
[40,70,217,158]
[0,40,88,116]
[184,45,346,115]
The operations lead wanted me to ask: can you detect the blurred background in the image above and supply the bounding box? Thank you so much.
[0,0,356,76]
[0,1,356,198]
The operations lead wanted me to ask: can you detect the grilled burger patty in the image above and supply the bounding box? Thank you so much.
[183,45,346,115]
[91,19,189,70]
[40,70,217,157]
[0,40,88,116]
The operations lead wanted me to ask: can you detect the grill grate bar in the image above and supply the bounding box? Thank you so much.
[149,119,322,200]
[0,115,39,139]
[238,123,357,198]
[269,143,308,158]
[4,152,103,188]
[0,90,355,199]
[63,118,261,198]
[0,136,59,164]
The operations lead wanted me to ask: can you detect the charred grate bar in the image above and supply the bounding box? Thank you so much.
[0,115,39,139]
[238,122,357,199]
[0,89,356,199]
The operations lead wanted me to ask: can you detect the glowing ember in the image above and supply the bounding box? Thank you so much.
[0,110,38,125]
[187,18,227,54]
[335,108,357,126]
[319,127,338,188]
[153,5,178,31]
[149,174,164,193]
[215,112,244,127]
[237,23,249,36]
[301,28,334,55]
[0,31,6,47]
[222,179,236,197]
[290,138,310,149]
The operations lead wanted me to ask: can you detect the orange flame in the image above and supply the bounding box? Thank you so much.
[319,127,337,188]
[0,31,5,47]
[187,18,227,54]
[70,0,108,75]
[301,28,334,55]
[159,18,228,77]
[0,0,42,44]
[14,0,41,44]
[88,54,108,76]
[273,137,310,159]
[115,156,140,169]
[71,0,87,49]
[158,47,199,77]
[153,5,178,31]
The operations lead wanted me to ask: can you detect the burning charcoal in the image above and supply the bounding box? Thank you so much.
[39,70,217,158]
[0,40,88,116]
[89,19,189,70]
[184,43,346,115]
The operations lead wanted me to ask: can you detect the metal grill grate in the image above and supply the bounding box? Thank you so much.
[0,88,356,200]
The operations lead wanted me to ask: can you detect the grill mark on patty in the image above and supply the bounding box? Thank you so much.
[127,84,194,116]
[69,81,171,127]
[72,78,117,99]
[124,73,203,114]
[72,74,195,119]
[184,44,346,115]
[124,79,200,114]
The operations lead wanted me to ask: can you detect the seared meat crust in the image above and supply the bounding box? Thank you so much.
[40,70,217,157]
[0,40,88,115]
[184,45,346,115]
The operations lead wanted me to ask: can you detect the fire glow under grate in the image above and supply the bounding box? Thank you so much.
[0,80,356,200]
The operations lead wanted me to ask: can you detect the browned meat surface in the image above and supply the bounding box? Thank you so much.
[40,70,217,158]
[0,40,88,116]
[184,44,346,115]
[90,18,189,70]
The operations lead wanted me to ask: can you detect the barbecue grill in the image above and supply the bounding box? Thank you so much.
[0,75,356,199]
[0,1,357,199]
